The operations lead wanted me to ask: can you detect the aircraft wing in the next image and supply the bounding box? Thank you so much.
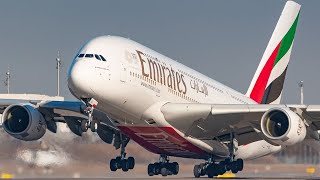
[0,99,119,141]
[161,103,320,145]
[0,99,42,114]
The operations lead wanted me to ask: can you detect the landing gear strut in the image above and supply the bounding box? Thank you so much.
[109,133,135,172]
[81,98,99,132]
[147,155,179,176]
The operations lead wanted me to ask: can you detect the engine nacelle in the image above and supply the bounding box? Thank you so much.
[2,104,47,141]
[261,107,306,146]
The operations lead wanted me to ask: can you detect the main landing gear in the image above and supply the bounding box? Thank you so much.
[109,151,135,172]
[194,132,244,178]
[147,155,179,177]
[193,158,243,178]
[109,133,135,172]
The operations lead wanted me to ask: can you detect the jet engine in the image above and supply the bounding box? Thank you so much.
[2,104,47,141]
[260,107,306,146]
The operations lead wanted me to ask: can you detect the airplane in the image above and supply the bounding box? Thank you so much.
[1,0,318,178]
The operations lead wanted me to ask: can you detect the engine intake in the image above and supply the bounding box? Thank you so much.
[2,104,47,141]
[261,107,306,146]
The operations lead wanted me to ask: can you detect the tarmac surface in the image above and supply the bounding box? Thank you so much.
[6,176,319,180]
[2,163,319,179]
[12,164,320,179]
[0,132,319,179]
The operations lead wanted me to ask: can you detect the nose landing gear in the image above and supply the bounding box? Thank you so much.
[80,98,99,132]
[81,106,99,132]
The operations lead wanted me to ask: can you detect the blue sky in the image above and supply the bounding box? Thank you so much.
[0,0,319,103]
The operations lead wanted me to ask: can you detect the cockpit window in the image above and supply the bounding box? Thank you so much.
[85,54,94,58]
[99,55,107,61]
[95,54,101,60]
[78,53,106,61]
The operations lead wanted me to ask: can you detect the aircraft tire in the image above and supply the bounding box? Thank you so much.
[172,162,179,175]
[154,163,160,175]
[207,164,218,178]
[90,120,98,132]
[231,169,239,174]
[161,167,168,176]
[218,164,226,175]
[193,164,201,178]
[121,159,129,172]
[236,159,244,171]
[199,163,206,176]
[110,159,117,172]
[148,164,155,176]
[128,157,135,169]
[81,120,88,132]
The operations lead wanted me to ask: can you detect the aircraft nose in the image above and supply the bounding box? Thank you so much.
[68,59,94,98]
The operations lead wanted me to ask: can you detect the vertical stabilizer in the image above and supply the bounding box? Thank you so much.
[246,1,301,104]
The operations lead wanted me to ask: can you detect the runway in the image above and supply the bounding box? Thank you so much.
[7,177,320,180]
[7,169,320,180]
[3,164,320,179]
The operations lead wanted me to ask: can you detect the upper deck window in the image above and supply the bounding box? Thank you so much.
[85,54,94,58]
[78,54,85,58]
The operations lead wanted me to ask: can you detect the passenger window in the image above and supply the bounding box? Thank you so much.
[78,54,85,58]
[85,54,94,58]
[99,55,107,61]
[95,54,101,60]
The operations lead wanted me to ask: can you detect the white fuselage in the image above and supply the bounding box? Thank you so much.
[68,36,281,160]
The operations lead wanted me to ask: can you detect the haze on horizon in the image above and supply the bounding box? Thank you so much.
[0,0,319,104]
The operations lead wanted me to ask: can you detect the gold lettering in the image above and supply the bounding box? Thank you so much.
[136,50,149,77]
[137,50,188,95]
[167,67,173,89]
[171,67,176,90]
[148,58,160,82]
[161,65,167,85]
[181,74,187,94]
[176,72,182,93]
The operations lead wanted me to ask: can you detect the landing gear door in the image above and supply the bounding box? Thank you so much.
[120,63,127,82]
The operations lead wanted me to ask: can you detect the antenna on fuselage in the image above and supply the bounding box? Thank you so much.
[4,66,10,94]
[56,51,61,96]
